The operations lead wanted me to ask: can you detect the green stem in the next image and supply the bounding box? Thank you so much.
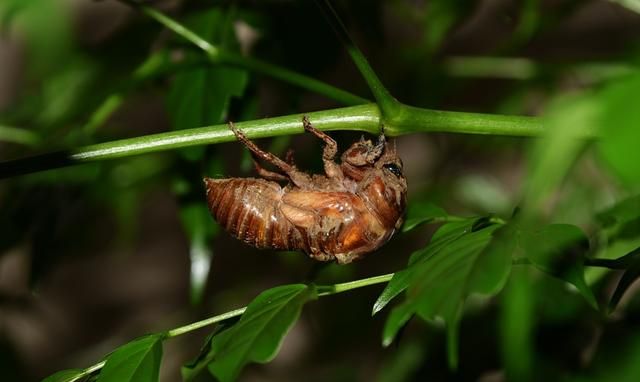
[124,0,217,55]
[344,42,400,118]
[386,104,544,137]
[584,258,625,269]
[72,105,378,160]
[584,247,640,270]
[70,272,394,380]
[317,273,393,296]
[314,0,401,118]
[166,307,246,338]
[122,0,367,106]
[0,103,547,178]
[60,361,106,382]
[0,104,551,179]
[218,50,368,105]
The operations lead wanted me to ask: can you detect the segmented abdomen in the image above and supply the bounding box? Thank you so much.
[204,177,307,251]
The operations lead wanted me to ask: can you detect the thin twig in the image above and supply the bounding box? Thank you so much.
[63,272,395,380]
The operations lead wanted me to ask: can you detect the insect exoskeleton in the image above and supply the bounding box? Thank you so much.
[204,177,301,251]
[204,116,407,264]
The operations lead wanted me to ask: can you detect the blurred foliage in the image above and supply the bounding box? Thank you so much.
[165,5,250,305]
[597,72,640,185]
[1,1,640,382]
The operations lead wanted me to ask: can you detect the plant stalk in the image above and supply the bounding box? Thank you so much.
[69,272,395,380]
[0,103,550,179]
[314,0,401,117]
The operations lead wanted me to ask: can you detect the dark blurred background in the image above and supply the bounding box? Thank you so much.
[1,0,640,381]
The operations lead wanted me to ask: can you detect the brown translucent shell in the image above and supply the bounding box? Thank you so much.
[204,117,407,264]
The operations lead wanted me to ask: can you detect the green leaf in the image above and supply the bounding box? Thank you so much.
[382,303,414,348]
[167,65,248,130]
[609,247,640,312]
[597,72,640,186]
[381,219,512,369]
[467,225,517,295]
[374,219,477,315]
[410,219,478,265]
[179,203,219,305]
[407,224,502,368]
[207,284,317,382]
[401,201,448,232]
[523,224,586,268]
[42,369,84,382]
[166,8,248,161]
[181,319,239,381]
[523,94,596,218]
[522,224,597,309]
[96,334,163,382]
[372,269,411,315]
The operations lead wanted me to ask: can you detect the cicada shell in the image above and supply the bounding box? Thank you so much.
[204,117,407,264]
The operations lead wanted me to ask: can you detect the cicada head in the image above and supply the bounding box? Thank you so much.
[341,134,407,229]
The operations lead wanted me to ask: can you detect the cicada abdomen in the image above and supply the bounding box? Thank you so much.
[204,177,306,251]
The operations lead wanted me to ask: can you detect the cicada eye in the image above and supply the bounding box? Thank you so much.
[383,163,402,177]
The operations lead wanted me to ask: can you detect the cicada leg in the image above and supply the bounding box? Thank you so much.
[302,116,343,180]
[251,153,288,182]
[228,122,311,187]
